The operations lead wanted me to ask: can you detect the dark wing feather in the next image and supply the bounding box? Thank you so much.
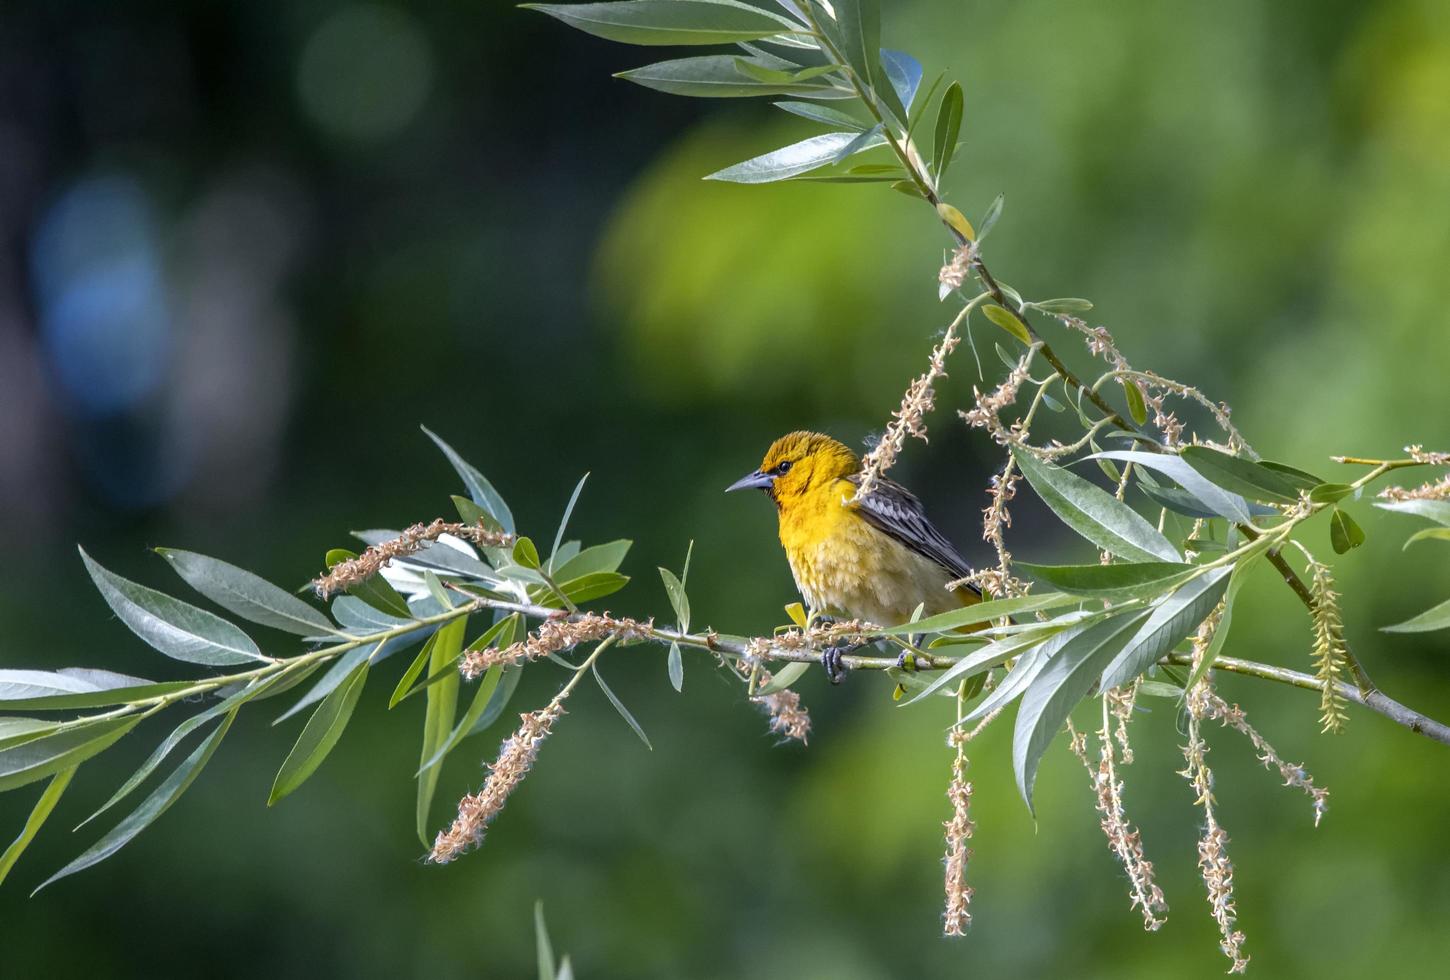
[848,474,980,591]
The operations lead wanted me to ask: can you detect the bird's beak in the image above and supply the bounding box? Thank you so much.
[725,469,774,493]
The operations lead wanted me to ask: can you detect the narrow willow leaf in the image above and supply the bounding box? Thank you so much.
[330,595,410,633]
[550,473,590,562]
[1029,297,1094,314]
[959,624,1091,725]
[1088,451,1252,523]
[466,663,524,737]
[81,671,291,828]
[937,202,975,241]
[525,0,796,45]
[390,630,446,710]
[1381,596,1450,634]
[773,99,865,129]
[734,58,839,85]
[275,641,378,724]
[424,571,453,612]
[1017,561,1197,601]
[0,669,189,712]
[156,549,335,636]
[80,548,263,666]
[36,712,235,893]
[667,642,684,692]
[536,900,557,980]
[269,657,370,805]
[1375,499,1450,526]
[414,617,466,843]
[982,304,1031,345]
[977,193,1004,241]
[0,766,76,887]
[1329,508,1366,554]
[1012,448,1182,563]
[617,55,851,98]
[900,626,1069,706]
[876,591,1080,635]
[1122,379,1148,426]
[706,131,863,183]
[1013,612,1147,811]
[1184,553,1263,690]
[0,717,140,793]
[1100,567,1230,690]
[1139,483,1219,520]
[551,541,633,582]
[407,615,515,703]
[1137,680,1184,698]
[832,0,880,97]
[1257,460,1325,491]
[1404,527,1450,549]
[416,662,504,777]
[784,602,808,627]
[0,719,58,752]
[552,571,630,604]
[513,537,542,570]
[879,48,923,109]
[931,81,962,184]
[592,663,652,749]
[754,660,810,695]
[892,179,927,200]
[422,426,515,534]
[828,123,887,164]
[659,567,691,632]
[1179,447,1299,503]
[1308,482,1355,504]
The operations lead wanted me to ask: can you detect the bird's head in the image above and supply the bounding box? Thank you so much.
[725,431,860,503]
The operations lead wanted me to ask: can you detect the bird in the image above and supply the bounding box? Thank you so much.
[726,430,983,682]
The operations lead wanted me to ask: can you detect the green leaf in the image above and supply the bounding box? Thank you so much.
[35,712,235,893]
[417,664,504,777]
[976,193,1005,242]
[982,304,1032,345]
[553,540,632,580]
[755,660,810,695]
[959,624,1090,725]
[0,719,58,752]
[658,567,691,632]
[423,426,515,534]
[552,571,630,604]
[80,548,264,667]
[931,81,962,184]
[1138,483,1221,520]
[831,0,880,102]
[1375,499,1450,527]
[536,900,556,980]
[900,625,1072,706]
[156,549,335,637]
[0,766,76,887]
[1137,680,1184,698]
[524,0,797,45]
[467,663,524,736]
[1012,448,1182,563]
[390,630,446,709]
[891,179,927,200]
[593,662,652,749]
[269,656,370,805]
[1122,380,1148,426]
[1087,451,1252,523]
[1404,527,1450,549]
[1099,568,1230,690]
[1018,562,1197,602]
[1180,447,1299,504]
[1329,507,1366,554]
[784,602,808,627]
[550,475,590,563]
[513,537,542,570]
[876,591,1081,635]
[275,641,379,724]
[0,718,140,793]
[1382,596,1450,634]
[1029,297,1094,314]
[880,49,923,109]
[617,55,851,98]
[1257,460,1325,492]
[773,99,866,130]
[667,642,684,692]
[0,669,191,712]
[827,123,887,164]
[414,617,466,842]
[1184,553,1263,690]
[1308,482,1355,504]
[734,58,840,85]
[706,131,869,183]
[1013,612,1147,811]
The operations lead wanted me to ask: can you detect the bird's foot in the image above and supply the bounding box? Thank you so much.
[821,645,849,685]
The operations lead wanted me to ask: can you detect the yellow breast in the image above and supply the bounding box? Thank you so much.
[777,478,968,627]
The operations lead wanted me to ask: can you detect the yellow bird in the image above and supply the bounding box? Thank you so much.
[726,431,983,682]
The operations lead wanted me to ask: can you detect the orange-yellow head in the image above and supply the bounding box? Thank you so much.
[725,431,860,504]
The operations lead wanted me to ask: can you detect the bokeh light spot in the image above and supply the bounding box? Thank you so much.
[296,4,434,144]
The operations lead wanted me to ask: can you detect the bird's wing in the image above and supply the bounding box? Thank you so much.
[846,474,981,592]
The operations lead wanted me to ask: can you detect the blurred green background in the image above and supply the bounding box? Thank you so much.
[3,1,1450,977]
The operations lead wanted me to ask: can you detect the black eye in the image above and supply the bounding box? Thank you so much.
[777,460,793,474]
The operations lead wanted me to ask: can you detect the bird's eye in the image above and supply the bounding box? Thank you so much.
[777,460,793,474]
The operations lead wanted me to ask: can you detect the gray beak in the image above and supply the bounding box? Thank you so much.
[725,469,775,493]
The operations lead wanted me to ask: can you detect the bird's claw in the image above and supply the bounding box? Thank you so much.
[821,645,848,685]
